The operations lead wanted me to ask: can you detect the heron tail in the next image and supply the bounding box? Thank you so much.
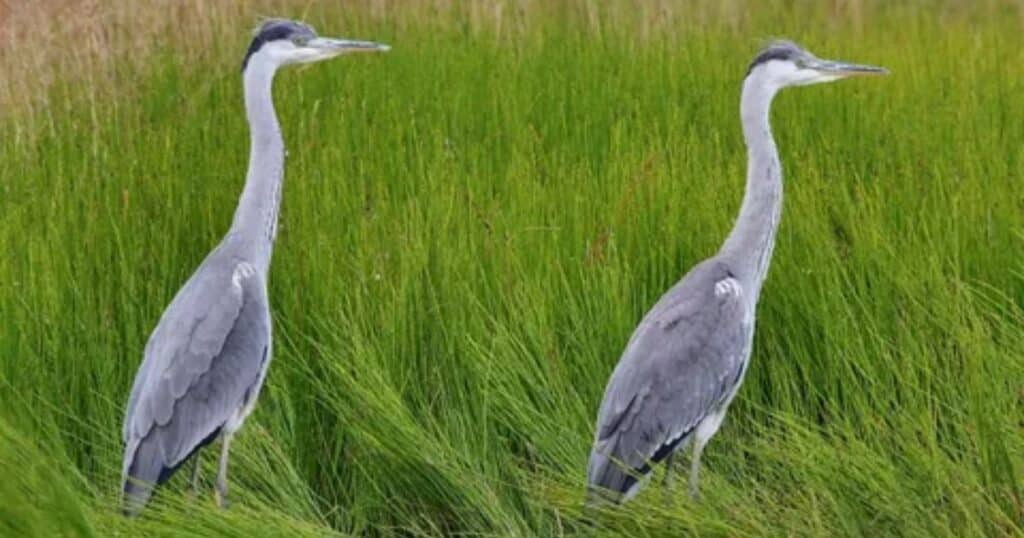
[122,478,155,517]
[586,443,644,507]
[121,437,165,516]
[121,426,222,516]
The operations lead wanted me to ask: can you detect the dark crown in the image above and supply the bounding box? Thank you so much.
[746,40,806,75]
[241,19,317,71]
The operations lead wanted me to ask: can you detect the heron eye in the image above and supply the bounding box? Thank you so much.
[292,36,310,46]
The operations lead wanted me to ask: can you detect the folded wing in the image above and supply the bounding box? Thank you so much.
[587,260,749,502]
[122,259,270,514]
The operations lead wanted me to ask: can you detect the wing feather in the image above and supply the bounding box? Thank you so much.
[121,253,270,513]
[588,259,750,500]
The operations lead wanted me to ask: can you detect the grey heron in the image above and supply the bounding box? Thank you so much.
[121,19,388,515]
[586,41,886,506]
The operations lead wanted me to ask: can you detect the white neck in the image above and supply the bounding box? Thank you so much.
[228,55,285,274]
[718,72,784,302]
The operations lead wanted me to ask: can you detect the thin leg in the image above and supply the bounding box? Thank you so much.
[187,453,202,499]
[689,440,705,501]
[215,434,233,509]
[662,452,676,506]
[662,453,676,489]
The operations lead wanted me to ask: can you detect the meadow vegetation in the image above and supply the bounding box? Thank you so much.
[1,0,1022,535]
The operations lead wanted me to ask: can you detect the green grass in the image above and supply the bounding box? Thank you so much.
[2,1,1023,535]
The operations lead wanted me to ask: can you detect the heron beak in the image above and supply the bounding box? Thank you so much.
[309,37,391,54]
[811,59,889,77]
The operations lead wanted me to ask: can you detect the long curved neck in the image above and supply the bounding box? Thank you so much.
[718,75,783,300]
[228,58,285,274]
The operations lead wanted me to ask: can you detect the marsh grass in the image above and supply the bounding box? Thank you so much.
[1,1,1022,535]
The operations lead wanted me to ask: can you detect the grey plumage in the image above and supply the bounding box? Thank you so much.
[588,260,749,500]
[122,251,269,513]
[121,19,388,515]
[586,40,886,506]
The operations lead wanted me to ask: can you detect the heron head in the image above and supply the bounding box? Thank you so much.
[241,19,389,72]
[746,40,887,89]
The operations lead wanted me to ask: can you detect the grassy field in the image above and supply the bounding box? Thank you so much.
[1,0,1023,535]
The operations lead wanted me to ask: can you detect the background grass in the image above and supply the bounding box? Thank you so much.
[1,0,1023,535]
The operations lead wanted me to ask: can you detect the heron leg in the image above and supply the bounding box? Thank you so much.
[187,453,202,499]
[689,439,705,501]
[215,434,233,509]
[662,453,676,490]
[662,452,677,505]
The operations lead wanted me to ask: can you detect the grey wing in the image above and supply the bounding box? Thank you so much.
[122,258,270,510]
[587,260,749,500]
